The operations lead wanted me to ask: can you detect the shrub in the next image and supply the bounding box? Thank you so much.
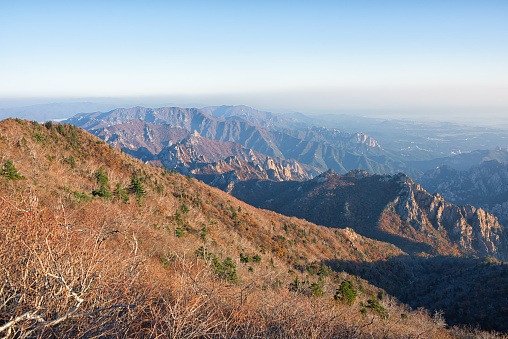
[1,159,25,181]
[200,226,208,242]
[33,133,45,143]
[73,190,91,202]
[213,257,238,283]
[92,185,111,198]
[67,155,76,168]
[92,167,111,198]
[289,276,302,292]
[174,210,183,226]
[175,227,184,238]
[310,282,325,297]
[113,183,129,202]
[195,246,214,260]
[240,253,252,263]
[335,280,357,305]
[366,297,387,318]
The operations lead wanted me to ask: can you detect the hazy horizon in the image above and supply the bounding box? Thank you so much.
[1,1,507,126]
[0,95,507,128]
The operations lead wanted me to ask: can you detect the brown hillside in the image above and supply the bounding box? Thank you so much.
[0,118,498,338]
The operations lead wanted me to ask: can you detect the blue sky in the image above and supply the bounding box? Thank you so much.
[1,1,507,120]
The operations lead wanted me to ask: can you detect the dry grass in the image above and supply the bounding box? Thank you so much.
[0,118,503,338]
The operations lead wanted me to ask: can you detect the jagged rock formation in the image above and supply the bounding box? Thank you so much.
[153,132,318,191]
[419,160,508,225]
[230,170,508,260]
[393,173,506,259]
[94,119,190,154]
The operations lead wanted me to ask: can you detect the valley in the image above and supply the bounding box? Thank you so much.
[1,105,507,337]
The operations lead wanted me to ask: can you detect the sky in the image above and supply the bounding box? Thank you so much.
[1,0,507,122]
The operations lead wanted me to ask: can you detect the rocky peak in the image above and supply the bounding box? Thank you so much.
[345,169,369,179]
[312,168,336,183]
[393,175,508,260]
[350,132,380,148]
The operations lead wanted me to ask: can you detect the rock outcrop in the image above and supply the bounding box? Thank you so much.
[154,133,319,191]
[419,160,508,225]
[230,171,508,260]
[393,173,507,260]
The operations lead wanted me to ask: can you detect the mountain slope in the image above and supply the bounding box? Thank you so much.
[2,118,480,337]
[153,132,320,190]
[95,118,191,154]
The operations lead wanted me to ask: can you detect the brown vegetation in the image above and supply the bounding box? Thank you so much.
[0,119,503,338]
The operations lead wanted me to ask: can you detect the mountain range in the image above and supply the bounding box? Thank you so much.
[64,106,416,177]
[63,105,508,228]
[1,118,507,334]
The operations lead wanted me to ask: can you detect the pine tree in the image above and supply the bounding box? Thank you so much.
[92,166,111,197]
[335,280,357,305]
[1,160,25,181]
[129,175,146,204]
[113,183,129,202]
[94,166,109,188]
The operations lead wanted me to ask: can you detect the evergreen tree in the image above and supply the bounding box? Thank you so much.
[335,280,357,305]
[113,183,129,202]
[129,174,146,204]
[92,166,111,197]
[1,160,25,181]
[94,166,109,187]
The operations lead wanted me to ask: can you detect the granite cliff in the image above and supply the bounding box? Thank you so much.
[419,160,508,225]
[231,170,508,260]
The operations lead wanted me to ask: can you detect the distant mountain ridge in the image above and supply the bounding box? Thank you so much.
[201,105,309,130]
[410,148,508,173]
[65,106,416,176]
